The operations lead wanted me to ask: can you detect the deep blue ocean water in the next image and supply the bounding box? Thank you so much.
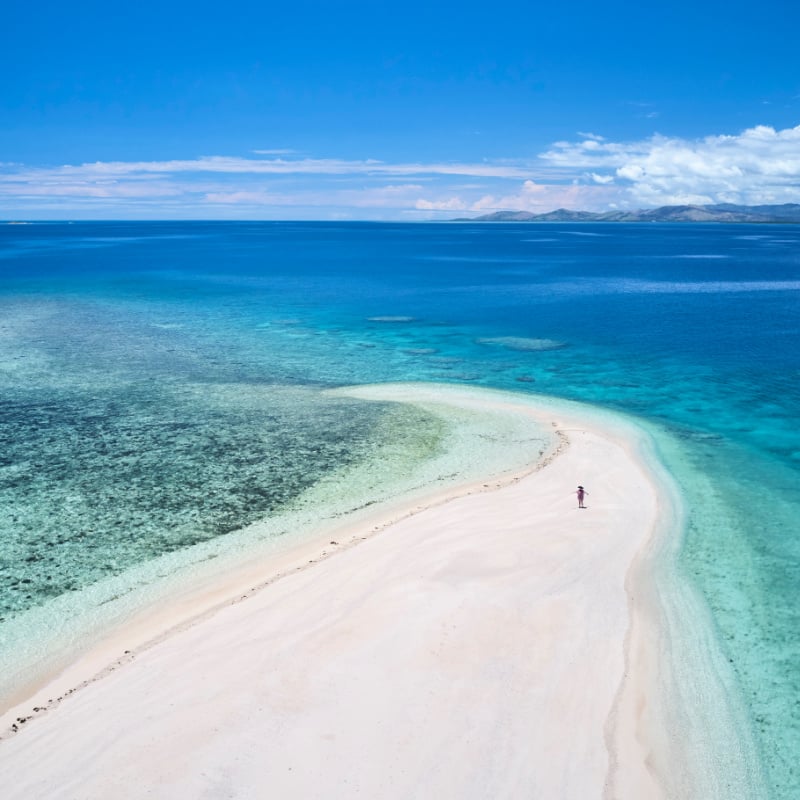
[1,221,798,795]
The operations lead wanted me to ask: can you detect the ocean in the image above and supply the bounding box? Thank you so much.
[1,221,798,796]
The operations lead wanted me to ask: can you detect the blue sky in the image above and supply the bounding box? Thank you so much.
[2,0,799,219]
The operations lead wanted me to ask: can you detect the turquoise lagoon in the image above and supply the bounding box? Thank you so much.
[0,221,798,796]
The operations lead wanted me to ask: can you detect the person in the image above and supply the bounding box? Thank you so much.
[576,485,588,508]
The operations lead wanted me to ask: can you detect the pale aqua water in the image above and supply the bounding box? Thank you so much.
[1,221,798,796]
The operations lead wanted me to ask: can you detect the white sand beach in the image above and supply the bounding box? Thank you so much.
[0,385,672,799]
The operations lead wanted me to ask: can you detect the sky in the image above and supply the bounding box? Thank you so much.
[2,0,799,220]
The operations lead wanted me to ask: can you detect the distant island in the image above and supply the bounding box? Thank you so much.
[454,203,800,223]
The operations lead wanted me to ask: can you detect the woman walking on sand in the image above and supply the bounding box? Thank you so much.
[576,485,588,508]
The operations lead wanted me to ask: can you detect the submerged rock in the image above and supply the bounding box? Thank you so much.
[476,336,567,352]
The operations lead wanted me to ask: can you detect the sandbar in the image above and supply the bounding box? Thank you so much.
[0,384,672,798]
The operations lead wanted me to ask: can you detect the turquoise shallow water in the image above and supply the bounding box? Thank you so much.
[0,221,798,796]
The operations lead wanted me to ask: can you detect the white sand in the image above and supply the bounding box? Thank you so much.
[0,385,671,799]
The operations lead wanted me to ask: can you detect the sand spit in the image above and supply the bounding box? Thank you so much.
[0,383,681,798]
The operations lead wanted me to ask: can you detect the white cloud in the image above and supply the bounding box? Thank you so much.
[541,124,800,205]
[413,180,619,215]
[205,191,276,204]
[0,180,182,199]
[415,197,470,211]
[0,154,541,217]
[465,180,617,213]
[378,183,425,193]
[4,123,800,218]
[207,184,428,209]
[0,156,537,185]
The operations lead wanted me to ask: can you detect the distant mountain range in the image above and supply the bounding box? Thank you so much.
[455,203,800,223]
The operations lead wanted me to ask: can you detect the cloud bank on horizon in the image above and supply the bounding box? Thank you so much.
[2,124,800,219]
